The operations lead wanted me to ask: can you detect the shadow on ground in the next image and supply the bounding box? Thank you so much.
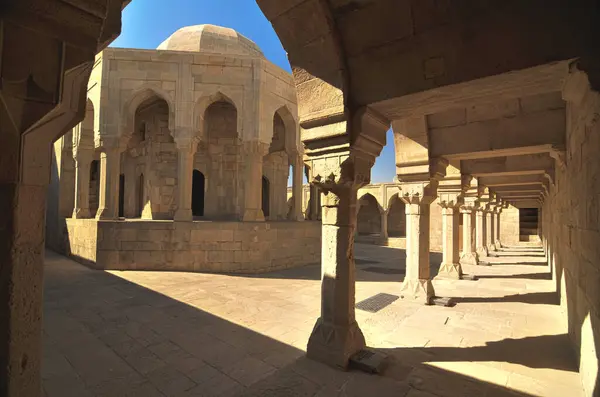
[43,250,570,397]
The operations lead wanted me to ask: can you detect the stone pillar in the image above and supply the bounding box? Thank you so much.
[305,106,388,369]
[399,182,438,303]
[460,200,479,265]
[291,153,304,221]
[242,141,268,221]
[174,134,199,221]
[380,210,389,239]
[495,204,503,248]
[95,137,122,220]
[437,194,463,279]
[476,208,489,257]
[72,148,93,219]
[307,183,366,368]
[486,207,496,252]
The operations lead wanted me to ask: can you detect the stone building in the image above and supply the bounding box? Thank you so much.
[3,2,600,397]
[45,25,320,273]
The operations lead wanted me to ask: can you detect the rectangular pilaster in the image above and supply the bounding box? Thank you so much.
[95,144,121,220]
[460,206,479,265]
[242,142,268,222]
[72,150,93,219]
[174,135,198,221]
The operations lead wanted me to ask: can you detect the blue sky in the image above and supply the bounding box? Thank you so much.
[112,0,396,184]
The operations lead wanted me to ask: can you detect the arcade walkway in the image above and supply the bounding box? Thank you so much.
[42,244,582,397]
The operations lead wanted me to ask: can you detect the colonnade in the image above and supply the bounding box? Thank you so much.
[70,135,305,222]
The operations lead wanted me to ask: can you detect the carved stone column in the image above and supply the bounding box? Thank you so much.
[437,193,463,279]
[290,153,304,221]
[95,136,123,220]
[460,198,479,265]
[174,133,199,221]
[476,207,489,257]
[242,141,269,221]
[72,148,94,219]
[305,107,388,369]
[399,181,438,303]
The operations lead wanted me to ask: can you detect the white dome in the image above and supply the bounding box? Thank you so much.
[157,25,264,57]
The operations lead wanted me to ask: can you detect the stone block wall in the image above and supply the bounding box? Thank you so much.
[65,219,99,267]
[65,220,321,274]
[500,206,520,245]
[541,76,600,396]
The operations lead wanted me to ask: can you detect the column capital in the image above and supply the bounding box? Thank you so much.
[397,179,439,206]
[438,192,463,209]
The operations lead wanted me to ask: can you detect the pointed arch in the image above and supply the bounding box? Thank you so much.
[121,85,175,138]
[271,104,298,155]
[387,193,406,237]
[357,193,382,236]
[194,89,243,139]
[358,191,384,213]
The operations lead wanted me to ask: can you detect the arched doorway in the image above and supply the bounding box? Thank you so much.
[89,160,100,215]
[262,176,270,218]
[357,194,381,235]
[387,195,406,237]
[192,170,205,217]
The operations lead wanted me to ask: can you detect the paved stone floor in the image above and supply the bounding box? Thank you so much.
[43,243,583,397]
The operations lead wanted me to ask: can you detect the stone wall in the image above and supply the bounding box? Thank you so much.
[65,219,99,267]
[65,219,321,274]
[541,74,600,396]
[500,206,520,245]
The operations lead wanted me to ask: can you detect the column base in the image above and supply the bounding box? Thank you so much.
[436,262,463,280]
[400,278,435,304]
[477,246,489,257]
[72,208,91,219]
[495,240,502,249]
[306,318,366,370]
[460,251,479,266]
[174,209,193,221]
[488,243,498,252]
[242,209,265,222]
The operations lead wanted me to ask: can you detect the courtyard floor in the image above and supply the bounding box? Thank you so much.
[42,243,583,397]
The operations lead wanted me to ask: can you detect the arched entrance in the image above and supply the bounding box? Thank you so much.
[192,170,205,217]
[137,173,144,217]
[262,176,270,218]
[387,195,406,237]
[357,194,381,235]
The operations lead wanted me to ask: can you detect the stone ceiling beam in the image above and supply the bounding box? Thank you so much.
[429,107,565,160]
[479,174,545,187]
[461,153,555,177]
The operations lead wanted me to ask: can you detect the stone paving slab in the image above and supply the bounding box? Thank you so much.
[42,244,583,397]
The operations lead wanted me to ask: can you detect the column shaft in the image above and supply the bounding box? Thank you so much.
[438,206,462,279]
[96,147,121,220]
[486,210,496,251]
[495,210,502,248]
[72,154,92,218]
[476,209,489,257]
[291,155,304,221]
[307,186,365,368]
[380,210,389,239]
[174,142,197,221]
[400,200,435,303]
[460,209,479,265]
[242,142,267,221]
